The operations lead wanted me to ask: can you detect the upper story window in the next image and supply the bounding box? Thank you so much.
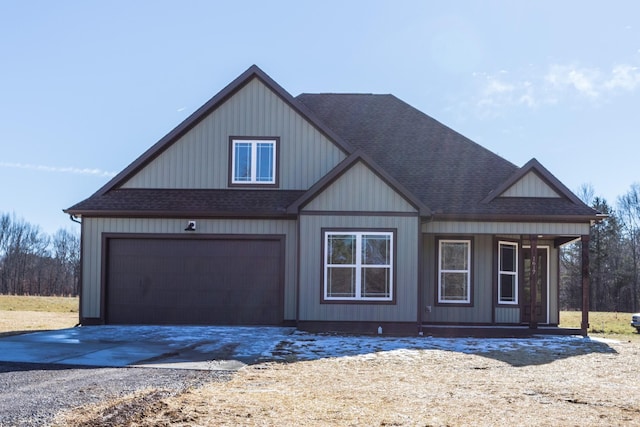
[437,238,472,304]
[498,241,518,304]
[324,230,394,302]
[230,138,278,186]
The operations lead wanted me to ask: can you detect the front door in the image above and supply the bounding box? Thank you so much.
[521,246,549,324]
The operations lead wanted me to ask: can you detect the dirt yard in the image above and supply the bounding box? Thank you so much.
[56,337,640,427]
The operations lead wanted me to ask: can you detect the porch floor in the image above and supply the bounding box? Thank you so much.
[420,324,586,338]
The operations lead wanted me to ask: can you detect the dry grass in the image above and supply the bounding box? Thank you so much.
[0,295,78,337]
[57,339,640,427]
[560,310,640,341]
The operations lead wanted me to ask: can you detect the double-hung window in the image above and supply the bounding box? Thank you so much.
[231,138,277,185]
[498,241,518,304]
[324,231,394,301]
[438,239,472,304]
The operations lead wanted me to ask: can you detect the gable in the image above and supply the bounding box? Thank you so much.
[120,77,347,190]
[302,161,417,213]
[499,171,561,198]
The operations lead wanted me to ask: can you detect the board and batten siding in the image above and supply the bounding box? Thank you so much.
[297,160,419,322]
[500,171,561,198]
[122,78,346,190]
[422,234,494,324]
[80,217,297,321]
[298,214,419,322]
[303,162,416,212]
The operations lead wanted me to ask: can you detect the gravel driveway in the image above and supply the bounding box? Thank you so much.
[0,362,231,427]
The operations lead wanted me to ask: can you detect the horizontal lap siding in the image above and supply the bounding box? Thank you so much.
[424,221,590,236]
[122,79,345,190]
[80,217,297,320]
[298,215,419,322]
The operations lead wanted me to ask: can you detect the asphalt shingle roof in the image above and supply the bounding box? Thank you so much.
[66,189,305,217]
[296,93,596,218]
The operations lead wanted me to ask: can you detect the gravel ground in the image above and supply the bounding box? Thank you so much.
[0,362,232,427]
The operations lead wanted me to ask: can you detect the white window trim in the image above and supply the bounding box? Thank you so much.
[438,239,471,304]
[324,231,394,301]
[231,139,276,184]
[498,241,518,305]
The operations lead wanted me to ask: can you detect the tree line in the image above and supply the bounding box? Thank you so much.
[561,183,640,313]
[0,213,80,296]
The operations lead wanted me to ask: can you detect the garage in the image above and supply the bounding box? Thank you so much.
[105,236,284,325]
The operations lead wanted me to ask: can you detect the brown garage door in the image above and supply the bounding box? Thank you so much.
[106,237,284,325]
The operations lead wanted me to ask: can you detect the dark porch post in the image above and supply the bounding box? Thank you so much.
[581,234,590,334]
[529,235,538,329]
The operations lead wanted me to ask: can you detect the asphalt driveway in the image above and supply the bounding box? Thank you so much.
[0,325,298,370]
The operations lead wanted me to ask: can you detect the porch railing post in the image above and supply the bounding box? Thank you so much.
[581,234,590,334]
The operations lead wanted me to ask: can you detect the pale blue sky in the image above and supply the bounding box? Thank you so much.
[1,1,639,234]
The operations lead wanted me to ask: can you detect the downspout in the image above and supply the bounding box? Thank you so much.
[66,213,82,326]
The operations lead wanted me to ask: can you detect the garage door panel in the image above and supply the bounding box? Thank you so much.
[106,237,283,325]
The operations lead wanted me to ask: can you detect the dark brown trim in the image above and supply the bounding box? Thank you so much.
[581,234,590,333]
[227,136,280,188]
[417,219,424,327]
[300,210,418,217]
[287,150,430,216]
[434,236,475,308]
[101,232,287,325]
[320,228,398,305]
[90,65,354,198]
[481,158,586,206]
[297,321,418,336]
[80,317,103,326]
[295,217,301,323]
[421,324,581,338]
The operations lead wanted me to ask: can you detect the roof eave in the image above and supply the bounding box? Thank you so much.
[62,209,297,220]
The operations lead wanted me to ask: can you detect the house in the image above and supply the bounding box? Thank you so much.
[65,65,600,336]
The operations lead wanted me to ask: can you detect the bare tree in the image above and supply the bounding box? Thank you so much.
[618,183,640,312]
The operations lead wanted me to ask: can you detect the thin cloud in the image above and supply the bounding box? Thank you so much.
[472,59,640,117]
[0,162,117,178]
[605,64,640,90]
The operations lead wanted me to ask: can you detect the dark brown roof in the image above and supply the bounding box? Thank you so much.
[65,189,305,218]
[296,93,598,219]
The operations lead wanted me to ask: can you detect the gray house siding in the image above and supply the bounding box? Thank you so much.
[297,162,419,323]
[422,234,494,324]
[298,214,419,323]
[80,217,297,321]
[423,221,590,236]
[121,78,346,190]
[303,162,416,212]
[422,234,561,325]
[500,171,561,198]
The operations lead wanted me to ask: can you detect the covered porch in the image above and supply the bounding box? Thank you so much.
[420,219,592,337]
